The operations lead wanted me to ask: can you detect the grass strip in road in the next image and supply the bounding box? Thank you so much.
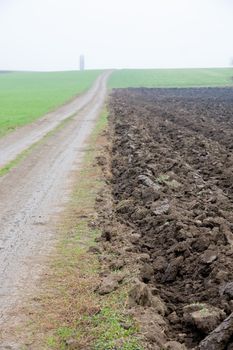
[0,108,82,177]
[22,109,143,350]
[0,145,34,177]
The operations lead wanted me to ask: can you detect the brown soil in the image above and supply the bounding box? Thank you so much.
[97,87,233,349]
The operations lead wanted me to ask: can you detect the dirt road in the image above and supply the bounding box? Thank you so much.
[0,71,110,334]
[0,72,107,168]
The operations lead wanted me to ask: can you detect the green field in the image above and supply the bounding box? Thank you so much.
[0,70,101,137]
[1,68,233,138]
[109,68,233,88]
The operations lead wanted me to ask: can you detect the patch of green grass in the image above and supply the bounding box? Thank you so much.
[93,308,143,350]
[57,327,75,341]
[109,68,233,88]
[92,107,108,136]
[47,336,57,348]
[0,70,102,137]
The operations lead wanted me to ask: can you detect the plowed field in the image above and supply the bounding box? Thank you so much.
[104,87,233,349]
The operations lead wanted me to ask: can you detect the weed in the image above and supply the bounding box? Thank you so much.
[156,174,170,184]
[47,337,57,348]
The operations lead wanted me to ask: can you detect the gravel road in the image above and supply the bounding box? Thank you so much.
[0,71,110,332]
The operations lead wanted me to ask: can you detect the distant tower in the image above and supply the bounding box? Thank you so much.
[79,55,85,71]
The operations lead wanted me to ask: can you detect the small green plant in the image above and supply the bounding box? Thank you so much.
[46,336,57,348]
[200,308,209,316]
[57,327,75,340]
[156,174,170,184]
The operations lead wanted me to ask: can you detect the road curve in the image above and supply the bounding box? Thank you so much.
[0,71,110,331]
[0,72,108,168]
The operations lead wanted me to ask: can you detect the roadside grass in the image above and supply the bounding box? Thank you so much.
[109,68,233,88]
[0,70,102,137]
[24,109,143,350]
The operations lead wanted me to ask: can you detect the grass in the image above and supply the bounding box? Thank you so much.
[17,109,143,350]
[93,307,142,350]
[0,70,102,137]
[109,68,233,88]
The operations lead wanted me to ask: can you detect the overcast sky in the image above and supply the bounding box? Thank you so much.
[0,0,232,71]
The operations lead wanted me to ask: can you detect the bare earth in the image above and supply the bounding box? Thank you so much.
[0,72,106,168]
[106,87,233,349]
[0,71,110,344]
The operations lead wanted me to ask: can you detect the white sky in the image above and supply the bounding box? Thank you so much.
[0,0,232,71]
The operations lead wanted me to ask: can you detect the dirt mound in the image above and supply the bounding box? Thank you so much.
[98,87,233,349]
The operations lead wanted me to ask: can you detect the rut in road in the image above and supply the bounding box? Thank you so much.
[0,71,110,330]
[0,72,108,168]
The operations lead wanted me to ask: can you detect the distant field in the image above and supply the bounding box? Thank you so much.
[109,68,233,88]
[0,70,101,137]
